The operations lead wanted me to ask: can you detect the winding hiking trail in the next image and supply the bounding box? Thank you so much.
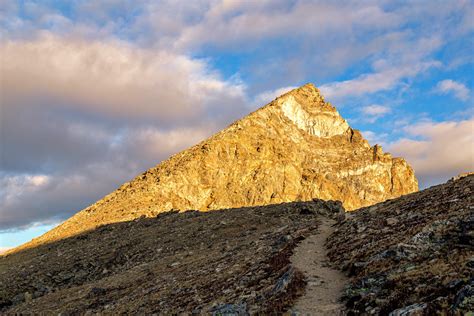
[291,217,347,315]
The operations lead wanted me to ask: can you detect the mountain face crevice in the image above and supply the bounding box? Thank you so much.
[14,83,418,251]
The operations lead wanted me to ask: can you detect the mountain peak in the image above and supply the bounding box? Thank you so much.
[11,83,418,252]
[270,84,349,138]
[280,83,325,104]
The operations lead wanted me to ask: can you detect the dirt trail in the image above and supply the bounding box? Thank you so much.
[291,217,347,315]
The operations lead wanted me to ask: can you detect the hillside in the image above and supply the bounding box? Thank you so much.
[14,84,418,252]
[0,200,343,314]
[327,173,473,314]
[0,175,471,314]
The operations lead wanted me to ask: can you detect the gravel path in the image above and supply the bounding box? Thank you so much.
[291,217,347,315]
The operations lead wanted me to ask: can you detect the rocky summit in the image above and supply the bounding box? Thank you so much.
[14,83,418,251]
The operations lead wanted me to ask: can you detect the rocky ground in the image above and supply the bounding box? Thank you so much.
[1,175,471,315]
[0,200,343,314]
[327,174,473,315]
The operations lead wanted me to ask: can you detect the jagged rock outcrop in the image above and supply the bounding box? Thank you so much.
[15,83,418,250]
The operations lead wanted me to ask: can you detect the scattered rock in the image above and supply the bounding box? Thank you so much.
[327,174,474,315]
[389,303,427,316]
[0,201,331,314]
[385,217,399,226]
[211,303,248,316]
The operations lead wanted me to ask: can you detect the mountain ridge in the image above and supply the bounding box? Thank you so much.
[10,83,418,253]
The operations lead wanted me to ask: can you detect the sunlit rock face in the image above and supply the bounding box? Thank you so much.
[18,84,418,249]
[279,94,349,137]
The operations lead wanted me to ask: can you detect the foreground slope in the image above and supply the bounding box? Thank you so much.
[17,84,417,250]
[1,175,471,314]
[327,173,473,315]
[0,200,343,314]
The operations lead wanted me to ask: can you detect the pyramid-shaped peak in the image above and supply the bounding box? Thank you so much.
[10,81,418,253]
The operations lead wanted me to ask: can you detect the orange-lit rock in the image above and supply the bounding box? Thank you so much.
[17,84,418,250]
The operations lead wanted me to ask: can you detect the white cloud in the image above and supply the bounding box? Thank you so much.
[0,120,217,230]
[0,115,220,228]
[319,35,443,101]
[361,104,391,123]
[1,175,51,207]
[362,104,391,116]
[0,33,251,231]
[1,33,247,124]
[171,1,402,50]
[389,118,474,187]
[320,60,440,100]
[360,130,389,147]
[435,79,470,101]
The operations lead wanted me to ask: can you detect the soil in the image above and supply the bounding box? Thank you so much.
[291,216,347,315]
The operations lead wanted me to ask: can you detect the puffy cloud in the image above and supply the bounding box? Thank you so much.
[171,1,402,50]
[362,104,391,116]
[316,33,444,102]
[361,104,391,123]
[360,130,389,147]
[0,169,131,230]
[0,247,13,254]
[435,79,470,101]
[389,118,474,188]
[0,123,216,230]
[1,34,247,125]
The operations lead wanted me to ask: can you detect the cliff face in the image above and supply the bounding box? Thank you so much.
[19,84,418,248]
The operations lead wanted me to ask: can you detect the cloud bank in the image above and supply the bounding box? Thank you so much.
[389,118,474,187]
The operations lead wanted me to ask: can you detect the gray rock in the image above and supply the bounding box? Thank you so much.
[389,302,427,316]
[386,217,399,226]
[211,303,248,316]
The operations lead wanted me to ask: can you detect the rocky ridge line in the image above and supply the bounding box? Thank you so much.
[11,83,418,253]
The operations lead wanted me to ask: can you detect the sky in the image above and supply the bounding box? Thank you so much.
[0,0,473,250]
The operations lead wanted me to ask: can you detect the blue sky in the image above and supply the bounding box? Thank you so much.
[1,0,473,250]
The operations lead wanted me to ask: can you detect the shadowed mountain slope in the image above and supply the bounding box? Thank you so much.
[0,200,343,314]
[12,83,417,252]
[327,173,473,315]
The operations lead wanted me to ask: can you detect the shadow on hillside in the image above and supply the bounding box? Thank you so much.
[0,199,343,313]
